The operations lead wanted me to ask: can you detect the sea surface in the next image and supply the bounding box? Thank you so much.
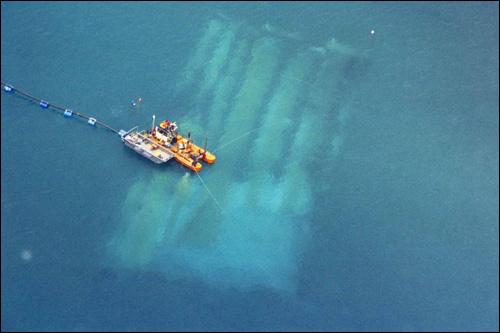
[1,2,498,332]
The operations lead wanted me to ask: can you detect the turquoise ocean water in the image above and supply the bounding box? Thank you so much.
[1,2,498,331]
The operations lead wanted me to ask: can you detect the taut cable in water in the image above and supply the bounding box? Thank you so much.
[195,170,224,213]
[213,127,262,153]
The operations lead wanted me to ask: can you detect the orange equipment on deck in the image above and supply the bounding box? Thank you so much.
[146,119,216,172]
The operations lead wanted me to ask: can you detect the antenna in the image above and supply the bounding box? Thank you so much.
[200,133,208,159]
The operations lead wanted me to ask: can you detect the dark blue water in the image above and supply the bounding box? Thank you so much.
[2,2,498,331]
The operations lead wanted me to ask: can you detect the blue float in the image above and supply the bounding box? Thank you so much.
[3,84,14,92]
[39,100,49,108]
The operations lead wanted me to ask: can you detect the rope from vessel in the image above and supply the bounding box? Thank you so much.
[1,81,120,135]
[2,82,227,212]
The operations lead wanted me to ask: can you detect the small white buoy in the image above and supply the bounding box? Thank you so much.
[370,29,375,35]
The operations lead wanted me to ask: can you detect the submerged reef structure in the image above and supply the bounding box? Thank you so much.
[108,16,368,293]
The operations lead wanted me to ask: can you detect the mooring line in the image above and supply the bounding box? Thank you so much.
[195,170,224,213]
[1,81,120,135]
